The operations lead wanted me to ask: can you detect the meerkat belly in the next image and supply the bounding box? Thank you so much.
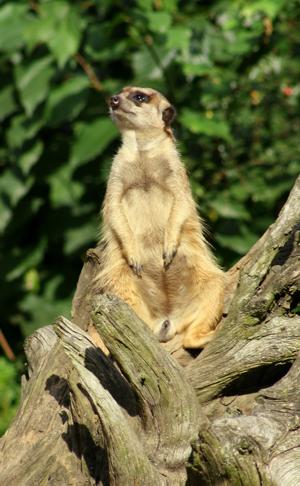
[122,184,172,255]
[137,249,193,323]
[121,183,195,321]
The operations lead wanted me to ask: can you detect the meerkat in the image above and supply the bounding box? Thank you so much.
[95,86,225,348]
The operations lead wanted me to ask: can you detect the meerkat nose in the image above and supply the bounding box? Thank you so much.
[110,95,120,110]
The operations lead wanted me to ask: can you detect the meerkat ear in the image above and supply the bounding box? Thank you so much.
[162,105,176,126]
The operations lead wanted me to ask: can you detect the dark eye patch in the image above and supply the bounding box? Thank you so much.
[129,91,150,105]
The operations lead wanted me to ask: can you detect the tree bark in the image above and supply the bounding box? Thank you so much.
[0,176,299,485]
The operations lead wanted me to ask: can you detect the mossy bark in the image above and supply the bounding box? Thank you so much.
[0,176,299,485]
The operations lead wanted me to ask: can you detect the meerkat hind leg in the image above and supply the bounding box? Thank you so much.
[180,301,221,349]
[183,327,215,349]
[102,265,154,329]
[174,273,224,349]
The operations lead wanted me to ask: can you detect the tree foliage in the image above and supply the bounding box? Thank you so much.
[0,0,299,431]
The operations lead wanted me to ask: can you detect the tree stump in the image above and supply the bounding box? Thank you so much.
[0,176,299,485]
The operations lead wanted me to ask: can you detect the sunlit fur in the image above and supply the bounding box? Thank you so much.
[95,86,225,348]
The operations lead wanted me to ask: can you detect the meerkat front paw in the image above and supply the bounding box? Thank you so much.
[124,241,143,277]
[128,257,143,278]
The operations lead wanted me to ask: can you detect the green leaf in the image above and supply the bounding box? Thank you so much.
[0,170,33,208]
[19,279,72,336]
[242,0,286,19]
[0,3,28,52]
[70,118,118,168]
[85,24,128,62]
[6,239,46,282]
[166,26,191,50]
[6,114,43,148]
[47,164,84,208]
[48,14,82,68]
[132,46,175,81]
[146,11,172,33]
[0,86,17,120]
[45,75,90,126]
[216,233,254,255]
[162,0,178,12]
[15,56,54,116]
[209,199,251,221]
[24,2,84,67]
[180,109,231,141]
[19,141,43,175]
[0,201,12,234]
[136,0,153,10]
[64,218,97,255]
[183,62,219,78]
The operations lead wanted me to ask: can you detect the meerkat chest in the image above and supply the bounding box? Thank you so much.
[119,157,174,233]
[121,157,173,198]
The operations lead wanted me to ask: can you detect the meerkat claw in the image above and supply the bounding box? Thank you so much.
[129,259,143,277]
[163,248,177,269]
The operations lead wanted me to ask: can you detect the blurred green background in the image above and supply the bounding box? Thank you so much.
[0,0,299,434]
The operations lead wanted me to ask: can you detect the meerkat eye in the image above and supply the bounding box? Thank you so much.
[131,91,150,104]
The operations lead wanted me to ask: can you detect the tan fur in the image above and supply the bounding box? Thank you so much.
[95,86,225,348]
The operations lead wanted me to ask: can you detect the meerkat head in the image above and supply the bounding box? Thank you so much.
[109,86,176,135]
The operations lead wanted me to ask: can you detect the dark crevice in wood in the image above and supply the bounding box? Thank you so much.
[290,290,300,314]
[221,361,293,397]
[184,347,203,359]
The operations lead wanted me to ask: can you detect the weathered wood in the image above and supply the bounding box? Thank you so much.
[0,327,92,485]
[185,314,300,404]
[55,316,163,486]
[0,296,200,485]
[184,176,300,484]
[185,175,300,402]
[72,247,103,332]
[90,295,202,473]
[60,294,201,485]
[188,353,300,485]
